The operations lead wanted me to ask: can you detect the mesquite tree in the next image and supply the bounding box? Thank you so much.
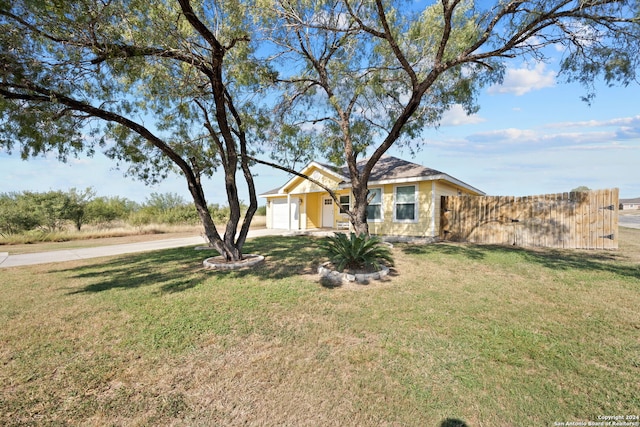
[0,0,271,260]
[263,0,639,236]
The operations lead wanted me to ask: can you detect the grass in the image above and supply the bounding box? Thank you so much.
[1,228,639,426]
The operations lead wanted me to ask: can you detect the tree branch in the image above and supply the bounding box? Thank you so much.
[177,0,225,55]
[246,155,340,203]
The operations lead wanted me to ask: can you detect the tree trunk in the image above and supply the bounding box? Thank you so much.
[185,169,244,262]
[350,179,370,237]
[195,200,243,262]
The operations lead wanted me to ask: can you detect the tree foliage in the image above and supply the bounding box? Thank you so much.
[0,192,42,234]
[0,188,93,234]
[0,189,243,234]
[85,196,138,226]
[0,0,270,260]
[259,0,640,235]
[1,0,638,246]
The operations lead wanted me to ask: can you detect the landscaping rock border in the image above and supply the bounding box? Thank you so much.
[317,261,390,284]
[203,254,264,270]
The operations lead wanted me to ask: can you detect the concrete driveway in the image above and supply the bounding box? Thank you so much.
[0,228,288,269]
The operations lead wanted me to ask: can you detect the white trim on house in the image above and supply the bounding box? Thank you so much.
[393,184,419,223]
[339,194,351,215]
[278,162,348,194]
[367,187,384,223]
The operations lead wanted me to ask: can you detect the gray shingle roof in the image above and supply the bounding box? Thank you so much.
[260,186,284,196]
[620,197,640,204]
[339,155,443,183]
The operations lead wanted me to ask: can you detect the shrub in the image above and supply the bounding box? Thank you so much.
[128,210,155,228]
[320,232,394,272]
[86,196,137,226]
[0,193,42,234]
[160,206,200,225]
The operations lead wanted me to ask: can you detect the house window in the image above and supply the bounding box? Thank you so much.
[339,195,350,214]
[394,185,417,222]
[367,188,382,221]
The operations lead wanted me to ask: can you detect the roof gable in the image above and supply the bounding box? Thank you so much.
[279,162,346,194]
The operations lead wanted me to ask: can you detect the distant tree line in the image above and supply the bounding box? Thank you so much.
[0,188,258,235]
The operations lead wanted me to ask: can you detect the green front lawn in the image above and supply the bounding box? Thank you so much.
[1,231,639,426]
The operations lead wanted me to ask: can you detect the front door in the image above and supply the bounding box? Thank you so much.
[322,197,334,228]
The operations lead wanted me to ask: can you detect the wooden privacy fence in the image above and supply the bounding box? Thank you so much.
[440,188,619,250]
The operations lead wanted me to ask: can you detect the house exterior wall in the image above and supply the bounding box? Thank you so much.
[263,163,481,235]
[366,181,434,237]
[362,180,480,237]
[307,189,353,229]
[285,167,341,194]
[306,193,321,229]
[621,203,640,210]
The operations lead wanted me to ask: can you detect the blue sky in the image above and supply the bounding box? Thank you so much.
[2,60,639,204]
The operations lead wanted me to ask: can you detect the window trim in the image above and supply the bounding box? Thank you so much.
[339,194,350,215]
[366,187,383,222]
[393,185,418,223]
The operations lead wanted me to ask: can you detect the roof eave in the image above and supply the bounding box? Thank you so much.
[278,161,348,194]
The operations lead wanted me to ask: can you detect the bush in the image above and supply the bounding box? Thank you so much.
[128,210,155,228]
[0,193,42,234]
[86,196,137,226]
[137,193,201,225]
[320,233,394,272]
[159,206,200,225]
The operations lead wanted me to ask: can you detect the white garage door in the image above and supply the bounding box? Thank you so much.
[271,199,299,229]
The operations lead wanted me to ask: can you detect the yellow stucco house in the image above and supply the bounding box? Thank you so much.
[260,156,484,238]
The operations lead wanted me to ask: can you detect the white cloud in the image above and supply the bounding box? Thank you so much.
[543,115,640,141]
[429,113,640,155]
[467,128,538,144]
[546,115,640,129]
[440,104,485,126]
[488,62,556,96]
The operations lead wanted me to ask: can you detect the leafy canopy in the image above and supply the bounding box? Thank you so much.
[0,0,275,184]
[264,0,639,165]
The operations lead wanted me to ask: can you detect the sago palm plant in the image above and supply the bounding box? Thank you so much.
[320,232,394,272]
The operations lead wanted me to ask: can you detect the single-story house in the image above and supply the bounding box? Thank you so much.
[620,197,640,210]
[260,155,484,238]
